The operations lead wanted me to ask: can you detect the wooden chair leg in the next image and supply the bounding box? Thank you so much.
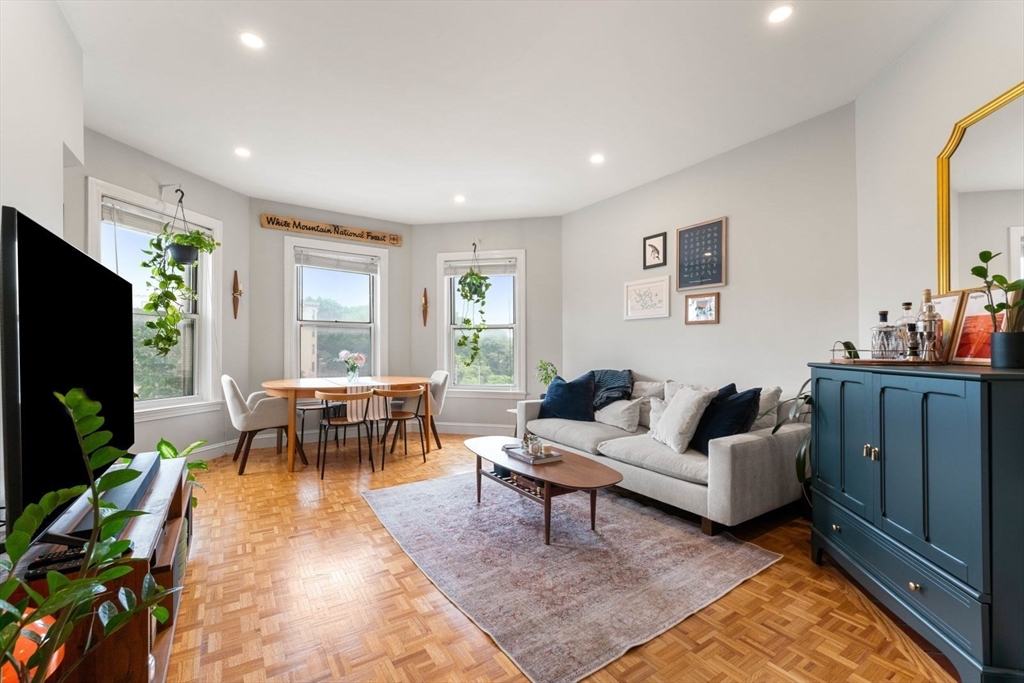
[276,427,283,454]
[418,417,426,462]
[238,431,257,475]
[232,433,246,462]
[430,417,442,450]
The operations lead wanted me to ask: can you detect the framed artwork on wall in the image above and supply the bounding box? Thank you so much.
[624,276,670,320]
[643,232,667,269]
[931,290,965,362]
[677,217,726,290]
[950,288,1004,364]
[684,292,720,325]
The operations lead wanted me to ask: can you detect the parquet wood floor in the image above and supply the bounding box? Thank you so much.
[168,435,957,683]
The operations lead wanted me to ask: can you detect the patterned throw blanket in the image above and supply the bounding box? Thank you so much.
[592,369,633,410]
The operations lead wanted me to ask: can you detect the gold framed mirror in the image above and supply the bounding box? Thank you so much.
[937,81,1024,294]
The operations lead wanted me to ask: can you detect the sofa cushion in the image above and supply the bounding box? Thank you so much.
[594,398,642,432]
[752,386,783,431]
[598,435,709,486]
[527,418,646,455]
[593,369,633,409]
[650,385,718,454]
[649,397,667,432]
[690,386,761,455]
[539,372,595,421]
[631,381,664,428]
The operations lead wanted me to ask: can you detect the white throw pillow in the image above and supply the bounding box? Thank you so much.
[595,398,643,432]
[631,382,665,428]
[650,386,718,454]
[648,397,667,433]
[752,386,783,431]
[664,380,681,402]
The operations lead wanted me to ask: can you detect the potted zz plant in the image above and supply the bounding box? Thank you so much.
[971,250,1024,369]
[140,222,219,357]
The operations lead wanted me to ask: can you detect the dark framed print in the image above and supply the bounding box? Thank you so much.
[642,232,667,269]
[684,292,719,325]
[676,217,726,290]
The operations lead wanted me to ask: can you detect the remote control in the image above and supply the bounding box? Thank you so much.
[25,558,85,581]
[28,546,87,569]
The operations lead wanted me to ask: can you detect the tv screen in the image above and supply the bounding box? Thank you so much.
[0,206,135,537]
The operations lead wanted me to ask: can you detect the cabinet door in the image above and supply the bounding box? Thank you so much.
[812,369,874,519]
[875,375,985,589]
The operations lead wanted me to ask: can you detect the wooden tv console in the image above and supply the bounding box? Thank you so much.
[12,456,192,683]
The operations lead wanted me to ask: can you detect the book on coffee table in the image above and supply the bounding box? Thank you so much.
[502,446,562,465]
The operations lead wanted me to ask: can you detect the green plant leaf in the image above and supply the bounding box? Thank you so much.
[98,566,134,582]
[82,430,113,454]
[141,574,158,601]
[118,587,137,611]
[89,446,127,471]
[75,414,104,436]
[3,532,31,566]
[0,599,22,619]
[97,600,118,627]
[152,605,170,623]
[95,468,142,494]
[971,265,988,279]
[979,250,995,263]
[178,441,207,459]
[46,571,70,594]
[156,438,178,459]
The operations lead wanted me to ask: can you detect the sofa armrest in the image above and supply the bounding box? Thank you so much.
[706,423,809,527]
[516,400,543,438]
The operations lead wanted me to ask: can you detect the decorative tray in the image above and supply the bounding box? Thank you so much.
[829,341,947,366]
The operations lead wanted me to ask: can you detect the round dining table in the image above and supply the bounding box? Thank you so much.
[262,376,435,471]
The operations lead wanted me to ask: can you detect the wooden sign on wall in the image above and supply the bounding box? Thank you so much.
[259,213,403,247]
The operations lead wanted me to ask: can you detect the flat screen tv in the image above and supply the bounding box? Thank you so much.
[0,206,135,538]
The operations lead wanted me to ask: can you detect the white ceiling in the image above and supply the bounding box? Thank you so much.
[951,96,1024,193]
[61,0,954,225]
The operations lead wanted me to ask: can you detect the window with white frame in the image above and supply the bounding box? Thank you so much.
[290,243,383,377]
[439,250,525,394]
[95,193,218,406]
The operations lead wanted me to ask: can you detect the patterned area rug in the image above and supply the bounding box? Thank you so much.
[363,472,781,683]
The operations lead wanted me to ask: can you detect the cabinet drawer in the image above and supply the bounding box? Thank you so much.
[815,496,987,661]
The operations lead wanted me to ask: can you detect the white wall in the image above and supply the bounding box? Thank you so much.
[247,199,413,392]
[409,218,562,433]
[561,105,859,395]
[955,190,1024,288]
[64,129,251,455]
[855,0,1024,346]
[0,0,84,234]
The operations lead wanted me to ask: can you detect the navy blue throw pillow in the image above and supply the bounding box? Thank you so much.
[690,385,761,455]
[539,372,596,421]
[592,369,633,410]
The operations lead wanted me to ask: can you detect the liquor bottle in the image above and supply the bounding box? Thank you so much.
[894,301,917,359]
[905,323,921,360]
[871,311,898,360]
[917,289,944,362]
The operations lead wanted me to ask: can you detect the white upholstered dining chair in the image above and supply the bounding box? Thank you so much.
[222,375,307,474]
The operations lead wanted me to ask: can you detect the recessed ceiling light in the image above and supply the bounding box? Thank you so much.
[768,5,794,23]
[234,147,251,158]
[239,32,265,49]
[590,153,605,165]
[454,195,466,204]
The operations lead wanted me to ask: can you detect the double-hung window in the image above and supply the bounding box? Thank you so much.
[438,250,525,396]
[287,239,385,377]
[89,179,222,411]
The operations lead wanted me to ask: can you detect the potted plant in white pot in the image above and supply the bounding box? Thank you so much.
[971,250,1024,368]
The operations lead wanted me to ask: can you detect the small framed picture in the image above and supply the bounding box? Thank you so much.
[950,288,1005,364]
[931,291,965,362]
[624,276,670,320]
[643,232,667,269]
[684,292,720,325]
[677,217,726,290]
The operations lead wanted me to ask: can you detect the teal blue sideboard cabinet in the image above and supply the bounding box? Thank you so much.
[809,363,1023,683]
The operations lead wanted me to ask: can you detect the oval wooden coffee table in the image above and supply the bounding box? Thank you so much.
[465,436,623,545]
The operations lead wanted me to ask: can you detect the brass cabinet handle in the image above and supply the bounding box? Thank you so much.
[863,444,871,458]
[908,581,922,592]
[871,447,880,461]
[831,524,841,532]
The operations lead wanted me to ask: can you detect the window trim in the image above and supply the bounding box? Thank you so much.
[86,177,224,416]
[283,235,389,377]
[437,249,526,399]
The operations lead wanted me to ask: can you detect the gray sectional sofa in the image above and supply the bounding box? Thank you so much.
[515,386,809,534]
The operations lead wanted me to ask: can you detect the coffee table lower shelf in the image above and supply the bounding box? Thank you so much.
[476,460,599,545]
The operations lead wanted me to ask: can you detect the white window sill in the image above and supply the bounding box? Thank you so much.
[447,389,527,400]
[134,400,223,423]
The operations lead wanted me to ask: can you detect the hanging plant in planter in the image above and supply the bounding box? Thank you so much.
[140,190,220,357]
[456,245,491,367]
